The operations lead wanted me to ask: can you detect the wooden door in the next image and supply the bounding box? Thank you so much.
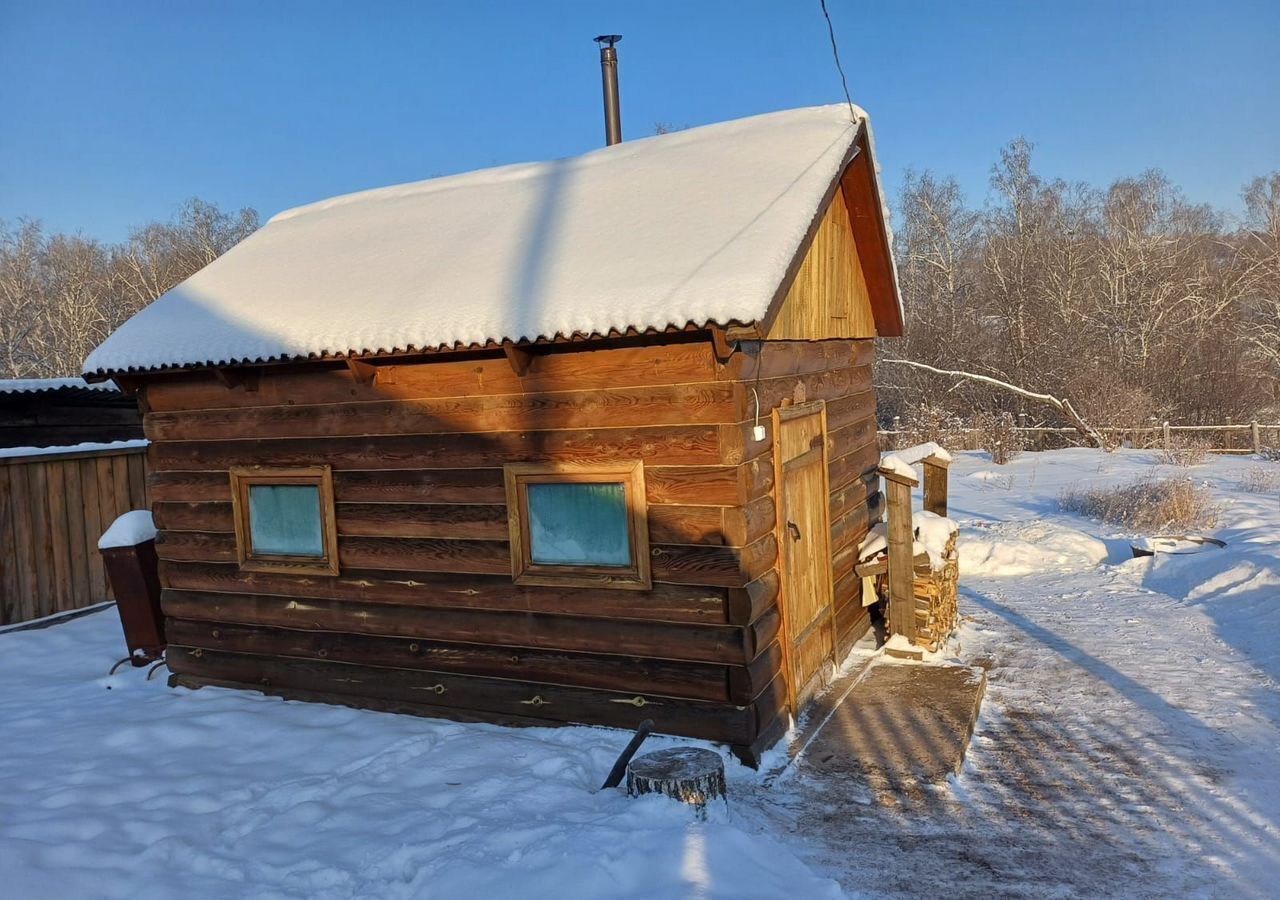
[773,401,836,710]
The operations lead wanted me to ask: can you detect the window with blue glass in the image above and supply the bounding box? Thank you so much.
[230,466,339,575]
[504,462,651,589]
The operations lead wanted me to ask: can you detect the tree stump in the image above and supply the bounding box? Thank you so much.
[626,747,727,818]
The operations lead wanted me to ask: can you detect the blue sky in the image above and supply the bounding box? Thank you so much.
[2,0,1277,242]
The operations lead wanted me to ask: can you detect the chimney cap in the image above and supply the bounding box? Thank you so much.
[594,34,622,47]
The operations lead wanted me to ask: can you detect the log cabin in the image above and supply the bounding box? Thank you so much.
[83,104,904,766]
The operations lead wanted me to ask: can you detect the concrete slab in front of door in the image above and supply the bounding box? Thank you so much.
[769,656,987,793]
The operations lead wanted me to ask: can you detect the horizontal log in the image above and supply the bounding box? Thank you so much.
[829,469,878,522]
[145,381,738,442]
[722,339,873,382]
[148,425,723,472]
[824,389,876,433]
[153,501,509,540]
[829,490,882,557]
[165,619,734,702]
[835,600,873,648]
[832,566,862,612]
[827,436,879,494]
[725,569,780,627]
[649,533,778,588]
[159,562,729,623]
[745,605,783,659]
[155,499,763,549]
[644,459,773,506]
[162,589,751,664]
[155,530,779,589]
[728,639,784,704]
[651,499,775,547]
[144,342,722,412]
[749,669,788,738]
[831,539,858,588]
[732,365,872,421]
[149,464,771,508]
[168,647,756,744]
[733,706,792,768]
[828,417,878,463]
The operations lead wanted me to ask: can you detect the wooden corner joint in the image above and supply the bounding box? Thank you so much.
[502,340,533,377]
[214,367,259,392]
[345,357,378,385]
[709,325,737,364]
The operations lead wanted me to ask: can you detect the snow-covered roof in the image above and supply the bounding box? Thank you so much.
[84,104,901,377]
[0,377,119,395]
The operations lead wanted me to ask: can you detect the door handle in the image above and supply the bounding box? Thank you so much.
[787,521,802,541]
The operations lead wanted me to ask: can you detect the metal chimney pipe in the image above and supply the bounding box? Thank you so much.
[594,34,623,146]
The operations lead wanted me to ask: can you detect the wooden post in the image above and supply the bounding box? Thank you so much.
[1252,421,1261,455]
[922,454,950,518]
[878,464,919,646]
[1163,421,1171,451]
[891,416,901,450]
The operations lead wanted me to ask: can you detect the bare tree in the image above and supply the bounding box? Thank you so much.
[882,140,1279,438]
[0,199,258,378]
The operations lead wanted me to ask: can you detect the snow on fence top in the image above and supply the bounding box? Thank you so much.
[83,104,899,377]
[0,377,118,395]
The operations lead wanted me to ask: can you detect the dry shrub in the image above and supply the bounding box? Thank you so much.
[1239,468,1280,494]
[1157,438,1211,467]
[1058,476,1218,531]
[1066,368,1166,438]
[970,411,1023,465]
[1260,447,1280,463]
[897,401,967,449]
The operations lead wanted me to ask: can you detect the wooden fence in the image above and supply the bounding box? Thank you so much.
[0,445,148,626]
[881,420,1280,454]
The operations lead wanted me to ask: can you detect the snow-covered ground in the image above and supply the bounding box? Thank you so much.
[1,449,1276,898]
[749,449,1280,899]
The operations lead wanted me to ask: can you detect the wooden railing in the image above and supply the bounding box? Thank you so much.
[0,444,148,626]
[881,420,1279,454]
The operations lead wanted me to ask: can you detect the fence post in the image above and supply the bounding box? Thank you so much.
[1252,421,1262,454]
[1163,421,1171,451]
[891,416,901,450]
[922,454,950,517]
[877,463,919,646]
[1017,412,1027,429]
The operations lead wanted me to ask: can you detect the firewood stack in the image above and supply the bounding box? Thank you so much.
[912,531,959,652]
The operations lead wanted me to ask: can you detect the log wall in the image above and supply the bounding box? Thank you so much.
[142,336,880,761]
[0,391,143,449]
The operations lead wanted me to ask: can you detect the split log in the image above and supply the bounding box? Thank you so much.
[626,747,727,818]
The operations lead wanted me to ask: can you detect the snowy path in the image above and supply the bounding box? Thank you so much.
[741,451,1280,899]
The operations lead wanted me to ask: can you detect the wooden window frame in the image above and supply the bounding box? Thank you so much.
[503,461,651,590]
[229,465,339,576]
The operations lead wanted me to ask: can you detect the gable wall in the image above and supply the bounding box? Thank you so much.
[765,177,878,341]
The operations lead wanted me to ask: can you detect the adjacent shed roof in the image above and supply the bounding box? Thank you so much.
[84,104,901,378]
[0,377,120,397]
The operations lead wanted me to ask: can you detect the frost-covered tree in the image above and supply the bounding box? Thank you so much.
[0,199,258,378]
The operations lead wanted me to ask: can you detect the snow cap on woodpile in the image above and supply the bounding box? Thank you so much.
[83,104,902,377]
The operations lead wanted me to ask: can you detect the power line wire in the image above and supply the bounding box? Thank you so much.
[819,0,857,123]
